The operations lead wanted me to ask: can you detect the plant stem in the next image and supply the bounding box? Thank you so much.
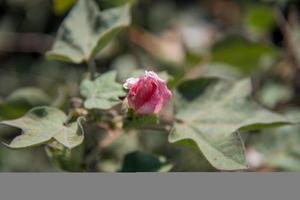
[275,6,300,69]
[63,110,75,125]
[88,60,97,80]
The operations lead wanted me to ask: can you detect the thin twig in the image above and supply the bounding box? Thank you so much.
[88,60,97,80]
[63,110,76,125]
[275,6,300,69]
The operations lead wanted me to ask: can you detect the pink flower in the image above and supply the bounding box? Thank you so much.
[123,71,172,114]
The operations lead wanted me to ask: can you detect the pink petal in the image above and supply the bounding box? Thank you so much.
[125,70,172,114]
[123,77,139,89]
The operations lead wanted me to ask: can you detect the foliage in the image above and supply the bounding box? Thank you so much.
[47,0,131,63]
[211,36,278,74]
[80,71,126,110]
[170,78,291,170]
[1,107,84,149]
[53,0,77,15]
[1,0,300,172]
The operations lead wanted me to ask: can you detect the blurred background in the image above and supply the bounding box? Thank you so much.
[0,0,300,172]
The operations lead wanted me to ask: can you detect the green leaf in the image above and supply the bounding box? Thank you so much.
[0,103,32,120]
[80,71,126,110]
[200,62,243,80]
[249,125,300,171]
[169,78,292,170]
[257,82,292,108]
[53,0,77,15]
[245,5,275,34]
[0,87,51,119]
[119,151,172,172]
[0,145,55,172]
[6,87,50,107]
[168,139,216,172]
[47,0,131,63]
[45,142,83,172]
[211,36,278,74]
[1,106,84,149]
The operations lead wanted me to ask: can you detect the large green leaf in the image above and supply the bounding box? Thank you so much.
[80,71,126,110]
[200,62,243,80]
[168,139,216,172]
[169,78,292,170]
[5,87,50,107]
[47,0,131,63]
[0,145,55,172]
[211,36,278,74]
[249,125,300,171]
[0,106,84,149]
[257,81,292,108]
[0,87,51,119]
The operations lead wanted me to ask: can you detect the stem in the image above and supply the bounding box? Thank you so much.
[275,6,300,69]
[88,60,97,80]
[63,110,76,126]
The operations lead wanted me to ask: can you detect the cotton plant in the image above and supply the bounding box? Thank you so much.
[0,0,296,172]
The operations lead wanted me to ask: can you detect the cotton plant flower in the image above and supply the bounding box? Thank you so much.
[123,71,172,114]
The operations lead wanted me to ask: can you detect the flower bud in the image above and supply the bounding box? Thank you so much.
[123,71,172,114]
